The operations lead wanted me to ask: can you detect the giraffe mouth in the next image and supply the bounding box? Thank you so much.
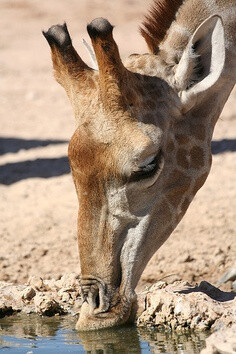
[76,299,135,331]
[76,277,136,331]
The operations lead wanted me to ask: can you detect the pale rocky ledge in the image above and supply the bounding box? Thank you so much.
[0,275,235,353]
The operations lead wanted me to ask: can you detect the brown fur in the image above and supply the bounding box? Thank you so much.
[175,134,190,145]
[190,124,206,141]
[165,169,191,207]
[176,148,189,169]
[68,128,123,286]
[50,44,92,89]
[140,0,184,53]
[166,139,175,153]
[89,31,130,112]
[189,146,205,169]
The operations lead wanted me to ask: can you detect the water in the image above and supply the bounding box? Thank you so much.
[0,314,208,353]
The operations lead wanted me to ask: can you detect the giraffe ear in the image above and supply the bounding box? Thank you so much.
[174,15,225,113]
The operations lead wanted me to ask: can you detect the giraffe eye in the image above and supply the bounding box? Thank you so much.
[129,150,163,182]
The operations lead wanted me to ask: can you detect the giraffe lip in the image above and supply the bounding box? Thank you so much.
[77,275,136,330]
[76,292,134,331]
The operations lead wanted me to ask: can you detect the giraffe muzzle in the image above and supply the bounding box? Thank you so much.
[77,276,135,331]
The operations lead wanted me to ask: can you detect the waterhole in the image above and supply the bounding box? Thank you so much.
[0,313,208,353]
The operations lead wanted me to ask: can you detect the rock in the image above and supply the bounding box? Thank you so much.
[21,286,36,301]
[0,281,27,313]
[42,273,80,293]
[137,280,236,331]
[0,274,82,317]
[218,266,236,291]
[54,273,80,291]
[1,277,234,334]
[34,293,64,316]
[27,276,45,291]
[201,324,236,354]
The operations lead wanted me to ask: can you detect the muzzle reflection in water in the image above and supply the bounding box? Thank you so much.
[0,313,208,353]
[77,325,142,353]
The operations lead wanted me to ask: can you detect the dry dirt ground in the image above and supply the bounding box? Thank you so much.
[0,0,235,293]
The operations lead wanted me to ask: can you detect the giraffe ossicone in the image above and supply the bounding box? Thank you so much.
[43,0,236,330]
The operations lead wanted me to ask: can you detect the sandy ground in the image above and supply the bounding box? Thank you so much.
[0,0,235,292]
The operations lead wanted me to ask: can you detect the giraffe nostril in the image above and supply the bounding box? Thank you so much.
[80,283,104,312]
[80,277,110,314]
[95,292,100,309]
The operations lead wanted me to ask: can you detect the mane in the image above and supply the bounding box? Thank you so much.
[140,0,184,54]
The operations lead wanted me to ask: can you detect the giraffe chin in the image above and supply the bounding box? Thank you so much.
[75,296,136,331]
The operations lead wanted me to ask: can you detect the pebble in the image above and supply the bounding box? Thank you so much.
[21,286,36,301]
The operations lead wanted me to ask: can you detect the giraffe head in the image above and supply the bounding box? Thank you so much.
[43,11,226,330]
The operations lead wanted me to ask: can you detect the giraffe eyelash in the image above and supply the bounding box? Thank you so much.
[129,150,163,183]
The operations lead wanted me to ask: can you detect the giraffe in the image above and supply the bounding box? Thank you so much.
[43,0,236,330]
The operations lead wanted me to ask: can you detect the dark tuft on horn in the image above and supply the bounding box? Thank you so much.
[43,22,93,94]
[43,23,72,49]
[87,18,114,39]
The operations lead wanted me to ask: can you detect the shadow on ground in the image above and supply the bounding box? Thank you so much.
[0,157,70,185]
[0,137,68,155]
[177,281,236,302]
[0,138,235,185]
[211,138,236,154]
[0,137,70,185]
